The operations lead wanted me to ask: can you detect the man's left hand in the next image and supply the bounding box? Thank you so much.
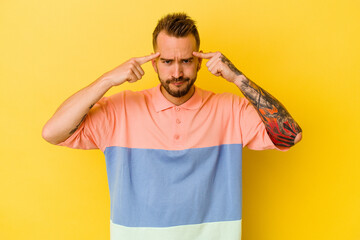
[193,51,243,83]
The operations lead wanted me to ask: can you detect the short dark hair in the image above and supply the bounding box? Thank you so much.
[152,13,200,50]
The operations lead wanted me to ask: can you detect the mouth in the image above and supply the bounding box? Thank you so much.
[167,78,190,87]
[172,81,186,87]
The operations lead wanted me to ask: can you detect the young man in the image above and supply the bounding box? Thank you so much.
[42,13,302,240]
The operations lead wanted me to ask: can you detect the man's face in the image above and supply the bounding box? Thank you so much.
[152,31,201,98]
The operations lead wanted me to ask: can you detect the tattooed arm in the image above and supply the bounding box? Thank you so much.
[233,75,302,147]
[193,51,302,147]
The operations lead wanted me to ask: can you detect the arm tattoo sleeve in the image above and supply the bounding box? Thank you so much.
[239,77,302,147]
[215,53,301,147]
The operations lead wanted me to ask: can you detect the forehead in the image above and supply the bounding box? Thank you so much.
[156,31,197,58]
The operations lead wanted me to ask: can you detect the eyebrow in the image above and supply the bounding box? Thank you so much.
[160,57,194,61]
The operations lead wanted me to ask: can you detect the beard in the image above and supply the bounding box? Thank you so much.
[158,75,197,98]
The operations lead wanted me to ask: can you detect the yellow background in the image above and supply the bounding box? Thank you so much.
[1,0,359,239]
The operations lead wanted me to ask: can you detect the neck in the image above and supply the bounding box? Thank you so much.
[160,85,195,106]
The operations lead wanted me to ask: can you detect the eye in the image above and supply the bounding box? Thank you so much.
[162,60,172,64]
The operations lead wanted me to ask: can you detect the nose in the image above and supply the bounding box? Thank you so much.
[172,63,183,79]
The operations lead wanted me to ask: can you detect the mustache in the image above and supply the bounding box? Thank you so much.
[165,77,190,84]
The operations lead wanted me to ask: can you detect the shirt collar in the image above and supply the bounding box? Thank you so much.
[152,84,203,112]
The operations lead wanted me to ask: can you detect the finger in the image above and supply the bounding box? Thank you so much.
[131,67,142,80]
[208,58,221,72]
[205,56,215,68]
[205,53,220,68]
[206,53,223,72]
[193,51,217,59]
[211,67,222,76]
[136,52,160,65]
[133,61,144,76]
[128,72,138,83]
[210,65,222,76]
[209,60,223,76]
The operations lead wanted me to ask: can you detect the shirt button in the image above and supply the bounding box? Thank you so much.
[175,107,180,111]
[174,134,180,140]
[176,119,181,124]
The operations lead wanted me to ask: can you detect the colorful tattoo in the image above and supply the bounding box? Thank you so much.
[239,78,302,147]
[216,53,301,147]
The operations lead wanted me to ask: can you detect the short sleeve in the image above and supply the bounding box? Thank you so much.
[57,96,116,152]
[239,98,289,151]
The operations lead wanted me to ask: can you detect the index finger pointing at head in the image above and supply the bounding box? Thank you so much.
[193,51,217,59]
[136,52,160,65]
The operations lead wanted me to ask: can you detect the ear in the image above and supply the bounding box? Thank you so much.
[197,50,203,71]
[152,58,158,73]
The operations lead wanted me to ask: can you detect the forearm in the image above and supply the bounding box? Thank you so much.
[42,76,113,145]
[192,51,302,147]
[233,74,302,147]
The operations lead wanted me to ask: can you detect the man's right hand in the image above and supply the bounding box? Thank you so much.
[42,52,160,145]
[101,52,160,86]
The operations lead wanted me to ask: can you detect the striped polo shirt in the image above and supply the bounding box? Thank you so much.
[58,84,286,240]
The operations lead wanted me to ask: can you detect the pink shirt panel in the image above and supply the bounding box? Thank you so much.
[58,85,286,152]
